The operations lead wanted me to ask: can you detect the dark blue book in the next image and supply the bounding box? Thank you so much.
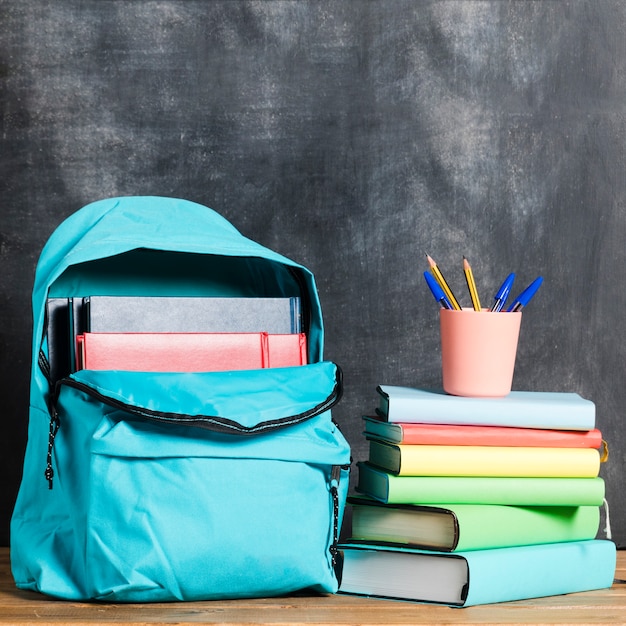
[44,298,71,384]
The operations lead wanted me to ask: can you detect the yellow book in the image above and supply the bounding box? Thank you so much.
[368,440,601,478]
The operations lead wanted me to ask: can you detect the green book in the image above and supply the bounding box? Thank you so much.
[356,462,606,506]
[347,496,600,552]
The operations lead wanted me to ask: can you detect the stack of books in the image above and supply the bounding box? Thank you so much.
[338,385,617,607]
[45,295,307,380]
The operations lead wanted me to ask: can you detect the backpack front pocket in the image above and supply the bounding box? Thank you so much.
[49,363,351,601]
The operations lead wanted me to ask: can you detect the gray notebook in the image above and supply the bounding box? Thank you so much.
[83,296,301,334]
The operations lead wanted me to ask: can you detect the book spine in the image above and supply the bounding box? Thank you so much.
[290,297,301,333]
[70,297,85,372]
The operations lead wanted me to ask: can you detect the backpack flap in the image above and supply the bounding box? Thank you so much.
[33,362,351,601]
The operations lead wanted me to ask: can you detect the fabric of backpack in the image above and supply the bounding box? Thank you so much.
[10,196,351,602]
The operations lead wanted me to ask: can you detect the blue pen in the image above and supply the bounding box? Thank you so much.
[424,271,452,309]
[490,272,516,312]
[507,276,544,312]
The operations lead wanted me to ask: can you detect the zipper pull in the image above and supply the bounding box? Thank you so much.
[44,408,60,489]
[328,465,343,567]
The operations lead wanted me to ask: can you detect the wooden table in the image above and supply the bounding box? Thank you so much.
[1,547,625,625]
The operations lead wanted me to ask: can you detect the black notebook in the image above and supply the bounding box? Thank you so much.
[44,298,72,384]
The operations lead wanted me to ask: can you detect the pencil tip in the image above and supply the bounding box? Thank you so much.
[426,253,435,266]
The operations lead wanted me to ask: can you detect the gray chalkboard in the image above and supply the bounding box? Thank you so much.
[1,1,625,547]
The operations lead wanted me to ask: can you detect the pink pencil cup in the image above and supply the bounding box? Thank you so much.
[440,308,522,397]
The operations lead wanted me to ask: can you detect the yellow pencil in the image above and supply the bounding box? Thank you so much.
[463,256,482,311]
[426,254,461,310]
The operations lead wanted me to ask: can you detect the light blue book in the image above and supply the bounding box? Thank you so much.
[338,539,616,607]
[376,386,595,431]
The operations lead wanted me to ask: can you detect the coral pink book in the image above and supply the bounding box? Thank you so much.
[77,332,307,372]
[362,416,604,449]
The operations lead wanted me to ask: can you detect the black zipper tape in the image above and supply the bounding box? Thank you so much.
[44,407,60,489]
[329,463,351,571]
[56,366,342,434]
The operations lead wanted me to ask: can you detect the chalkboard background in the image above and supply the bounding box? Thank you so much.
[1,2,625,547]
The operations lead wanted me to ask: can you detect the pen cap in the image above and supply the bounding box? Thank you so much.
[440,308,522,397]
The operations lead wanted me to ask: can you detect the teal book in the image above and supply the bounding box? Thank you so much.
[376,385,595,431]
[338,539,616,607]
[356,462,606,506]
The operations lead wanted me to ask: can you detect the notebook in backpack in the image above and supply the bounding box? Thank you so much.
[10,196,351,601]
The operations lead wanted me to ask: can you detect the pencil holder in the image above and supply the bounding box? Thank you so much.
[440,308,522,397]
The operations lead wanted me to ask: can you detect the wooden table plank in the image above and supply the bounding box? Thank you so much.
[1,548,625,625]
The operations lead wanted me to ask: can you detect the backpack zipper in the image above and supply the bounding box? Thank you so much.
[44,406,60,489]
[329,464,351,571]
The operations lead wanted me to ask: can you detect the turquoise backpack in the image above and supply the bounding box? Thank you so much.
[10,196,351,601]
